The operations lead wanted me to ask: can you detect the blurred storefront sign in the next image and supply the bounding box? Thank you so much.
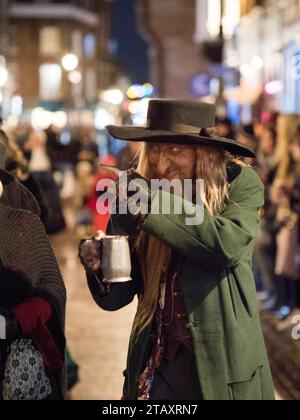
[292,52,300,80]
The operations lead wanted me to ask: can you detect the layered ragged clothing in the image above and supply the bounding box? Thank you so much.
[87,164,275,401]
[0,169,66,399]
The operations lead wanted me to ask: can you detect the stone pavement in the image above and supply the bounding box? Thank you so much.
[261,311,300,400]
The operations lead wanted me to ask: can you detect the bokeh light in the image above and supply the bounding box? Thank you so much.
[94,108,116,130]
[0,66,8,87]
[68,70,82,85]
[31,107,53,130]
[127,83,154,99]
[61,54,79,72]
[101,89,124,105]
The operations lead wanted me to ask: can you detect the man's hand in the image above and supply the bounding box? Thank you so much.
[78,231,106,274]
[113,169,151,231]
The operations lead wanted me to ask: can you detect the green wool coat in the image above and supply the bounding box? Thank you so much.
[89,163,275,401]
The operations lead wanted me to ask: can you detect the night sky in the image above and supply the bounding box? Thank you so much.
[111,0,149,84]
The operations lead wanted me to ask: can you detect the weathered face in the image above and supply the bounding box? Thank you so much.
[148,142,196,180]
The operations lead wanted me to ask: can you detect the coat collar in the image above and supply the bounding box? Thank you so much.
[227,163,242,184]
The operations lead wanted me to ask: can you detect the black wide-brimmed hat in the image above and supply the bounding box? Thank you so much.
[106,99,255,158]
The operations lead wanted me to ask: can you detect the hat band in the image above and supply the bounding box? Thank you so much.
[148,119,201,135]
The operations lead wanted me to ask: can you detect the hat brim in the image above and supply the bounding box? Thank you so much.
[106,126,256,158]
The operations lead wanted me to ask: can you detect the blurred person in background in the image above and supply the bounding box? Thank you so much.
[0,129,28,179]
[46,125,69,174]
[24,130,65,235]
[116,141,141,170]
[253,125,278,307]
[25,130,51,175]
[1,128,79,393]
[271,115,300,321]
[256,125,277,172]
[69,126,99,169]
[0,140,66,400]
[216,118,236,140]
[73,161,94,237]
[253,119,265,141]
[273,114,300,168]
[87,155,119,234]
[14,123,31,152]
[237,124,258,165]
[0,129,49,226]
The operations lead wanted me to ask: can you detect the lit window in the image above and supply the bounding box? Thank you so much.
[84,34,96,58]
[206,0,221,37]
[39,27,61,55]
[223,0,241,39]
[39,64,62,100]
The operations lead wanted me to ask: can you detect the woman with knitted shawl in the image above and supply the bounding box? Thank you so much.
[0,142,66,400]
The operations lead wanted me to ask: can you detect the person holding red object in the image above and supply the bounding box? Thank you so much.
[0,146,66,400]
[87,155,119,233]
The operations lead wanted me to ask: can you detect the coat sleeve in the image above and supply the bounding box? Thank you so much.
[140,166,264,269]
[86,215,141,312]
[87,273,137,312]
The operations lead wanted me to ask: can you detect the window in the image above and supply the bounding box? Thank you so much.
[83,33,96,58]
[206,0,221,37]
[39,26,61,55]
[39,64,62,100]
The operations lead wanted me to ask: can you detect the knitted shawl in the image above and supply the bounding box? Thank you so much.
[0,169,66,362]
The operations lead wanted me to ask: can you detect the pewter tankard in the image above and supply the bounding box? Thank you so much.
[102,235,132,283]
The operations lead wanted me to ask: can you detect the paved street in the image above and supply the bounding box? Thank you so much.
[51,230,137,400]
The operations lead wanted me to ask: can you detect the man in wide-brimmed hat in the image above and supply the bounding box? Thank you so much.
[79,99,274,400]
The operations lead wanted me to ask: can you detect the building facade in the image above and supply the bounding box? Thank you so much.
[1,0,119,119]
[224,0,300,117]
[137,0,207,99]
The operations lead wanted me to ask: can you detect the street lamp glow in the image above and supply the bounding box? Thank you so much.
[31,107,53,130]
[251,56,264,71]
[61,54,79,72]
[68,70,82,84]
[94,108,116,130]
[101,89,124,105]
[0,67,8,87]
[53,111,68,129]
[206,0,221,37]
[240,64,255,78]
[265,80,283,95]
